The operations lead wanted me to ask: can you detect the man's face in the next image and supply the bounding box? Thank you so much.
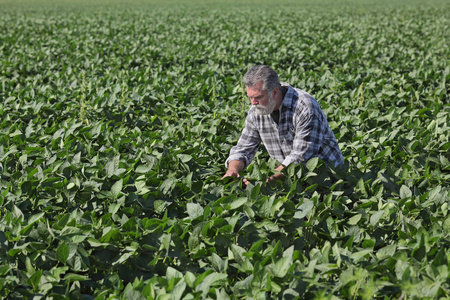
[246,81,276,115]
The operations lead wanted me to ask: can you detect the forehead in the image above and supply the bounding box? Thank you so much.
[246,81,266,97]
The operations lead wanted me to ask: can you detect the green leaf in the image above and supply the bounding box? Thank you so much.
[166,267,183,280]
[249,183,261,200]
[29,270,43,292]
[86,238,109,247]
[272,256,291,278]
[112,252,134,266]
[428,186,441,201]
[294,201,314,219]
[28,212,45,225]
[356,178,368,197]
[210,253,228,273]
[160,234,171,252]
[25,257,34,276]
[63,273,89,282]
[185,172,193,189]
[0,265,10,276]
[230,244,253,273]
[135,164,152,173]
[376,244,397,260]
[196,272,228,298]
[399,185,412,198]
[443,216,450,234]
[348,214,362,225]
[49,266,69,279]
[306,157,319,171]
[154,199,171,214]
[228,197,247,210]
[56,243,70,264]
[440,155,450,168]
[99,227,120,243]
[160,177,176,194]
[338,268,356,287]
[178,154,192,163]
[184,272,196,288]
[105,159,117,178]
[171,280,186,300]
[187,203,204,220]
[111,179,123,198]
[19,154,27,167]
[370,210,384,226]
[188,227,201,252]
[395,260,409,281]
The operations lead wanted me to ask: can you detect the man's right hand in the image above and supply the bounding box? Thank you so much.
[222,160,245,179]
[222,160,248,188]
[221,170,240,180]
[222,171,250,189]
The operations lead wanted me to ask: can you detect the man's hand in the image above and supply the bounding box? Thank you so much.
[221,171,250,189]
[266,165,285,183]
[221,160,245,180]
[221,170,240,180]
[222,160,249,188]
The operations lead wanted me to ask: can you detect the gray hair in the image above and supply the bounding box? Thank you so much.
[243,65,281,93]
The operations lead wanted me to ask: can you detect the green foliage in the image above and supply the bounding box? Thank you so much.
[0,0,449,298]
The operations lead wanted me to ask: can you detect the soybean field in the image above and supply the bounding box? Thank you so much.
[0,0,449,298]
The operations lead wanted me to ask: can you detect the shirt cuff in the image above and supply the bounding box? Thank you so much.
[281,155,299,168]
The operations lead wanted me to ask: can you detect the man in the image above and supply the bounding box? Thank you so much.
[222,65,344,185]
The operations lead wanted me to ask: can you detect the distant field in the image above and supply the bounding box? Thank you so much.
[0,0,449,298]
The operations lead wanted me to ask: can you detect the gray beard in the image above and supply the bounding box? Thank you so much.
[254,97,276,116]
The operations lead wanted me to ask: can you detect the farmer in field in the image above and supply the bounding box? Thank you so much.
[222,65,344,185]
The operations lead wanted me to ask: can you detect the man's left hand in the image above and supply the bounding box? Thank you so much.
[266,172,285,183]
[266,165,285,183]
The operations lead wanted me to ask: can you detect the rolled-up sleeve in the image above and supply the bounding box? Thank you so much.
[225,114,261,169]
[281,112,323,167]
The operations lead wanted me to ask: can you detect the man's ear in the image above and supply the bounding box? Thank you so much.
[272,86,279,98]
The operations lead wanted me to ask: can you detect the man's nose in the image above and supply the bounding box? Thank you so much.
[250,98,258,105]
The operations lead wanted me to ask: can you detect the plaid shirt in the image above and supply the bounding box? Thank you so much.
[226,83,344,169]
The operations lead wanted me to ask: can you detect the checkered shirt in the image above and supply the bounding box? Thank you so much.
[226,83,344,169]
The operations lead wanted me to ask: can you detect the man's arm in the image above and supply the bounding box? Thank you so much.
[281,111,323,168]
[223,112,261,178]
[221,160,245,179]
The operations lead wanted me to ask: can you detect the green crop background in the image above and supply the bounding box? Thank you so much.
[0,0,449,299]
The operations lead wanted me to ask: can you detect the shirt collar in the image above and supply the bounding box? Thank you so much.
[280,82,297,109]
